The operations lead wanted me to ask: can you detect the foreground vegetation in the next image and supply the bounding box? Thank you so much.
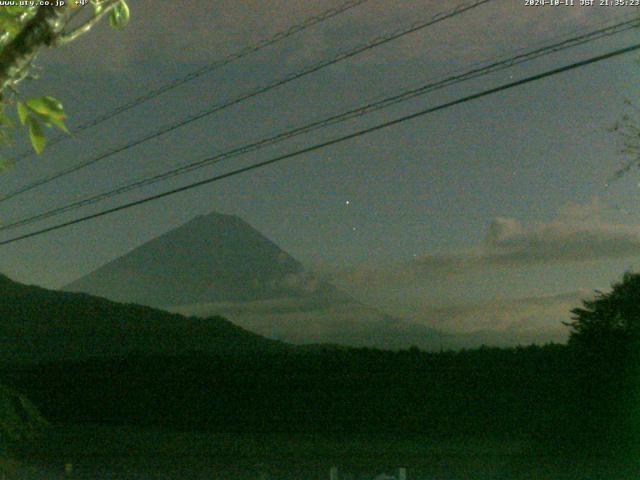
[1,342,637,457]
[0,272,639,478]
[3,342,638,479]
[18,424,638,480]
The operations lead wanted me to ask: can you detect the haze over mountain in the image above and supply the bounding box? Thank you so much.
[63,211,444,350]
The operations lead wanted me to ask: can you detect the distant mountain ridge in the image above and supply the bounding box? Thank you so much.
[64,211,352,308]
[0,273,284,364]
[63,211,443,350]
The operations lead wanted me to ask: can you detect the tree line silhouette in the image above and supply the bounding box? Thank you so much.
[0,272,638,461]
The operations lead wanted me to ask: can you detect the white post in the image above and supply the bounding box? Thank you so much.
[398,467,407,480]
[330,466,339,480]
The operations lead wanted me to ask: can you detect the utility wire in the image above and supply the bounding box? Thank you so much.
[0,0,493,202]
[1,42,638,246]
[2,16,637,232]
[10,0,371,163]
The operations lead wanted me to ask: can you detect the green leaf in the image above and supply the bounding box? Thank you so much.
[26,96,65,120]
[49,116,68,133]
[16,102,29,125]
[26,117,45,155]
[109,1,130,29]
[4,6,34,16]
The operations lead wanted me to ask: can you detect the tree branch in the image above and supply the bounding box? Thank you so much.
[54,0,121,46]
[0,6,73,96]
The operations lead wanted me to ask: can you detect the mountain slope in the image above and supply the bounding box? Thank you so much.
[64,211,351,308]
[0,274,284,364]
[63,211,443,350]
[172,301,444,350]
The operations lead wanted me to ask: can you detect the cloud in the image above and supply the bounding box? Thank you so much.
[483,217,640,266]
[169,202,625,348]
[170,290,582,348]
[410,217,640,273]
[310,200,640,327]
[556,197,604,222]
[172,300,444,350]
[277,272,321,294]
[407,202,640,275]
[410,290,587,335]
[47,0,363,70]
[171,297,323,316]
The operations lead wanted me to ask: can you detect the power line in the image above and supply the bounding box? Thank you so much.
[2,42,638,246]
[10,0,372,163]
[2,16,637,232]
[0,0,493,203]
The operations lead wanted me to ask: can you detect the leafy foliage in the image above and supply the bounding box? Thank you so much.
[0,273,636,459]
[563,272,640,458]
[0,1,131,158]
[566,271,640,349]
[14,97,64,156]
[109,1,130,29]
[0,7,38,49]
[16,97,68,155]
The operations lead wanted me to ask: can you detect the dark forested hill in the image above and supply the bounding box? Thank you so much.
[0,273,285,364]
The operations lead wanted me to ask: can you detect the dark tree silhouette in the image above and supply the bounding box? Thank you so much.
[563,272,640,456]
[566,271,640,351]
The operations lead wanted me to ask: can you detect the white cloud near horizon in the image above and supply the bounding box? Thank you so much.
[415,198,640,271]
[406,290,586,335]
[310,199,640,336]
[321,202,640,287]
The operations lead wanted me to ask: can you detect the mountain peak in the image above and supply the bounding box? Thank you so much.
[191,210,239,222]
[63,211,339,308]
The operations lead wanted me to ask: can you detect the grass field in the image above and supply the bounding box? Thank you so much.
[12,424,638,479]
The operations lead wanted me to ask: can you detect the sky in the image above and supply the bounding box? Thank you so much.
[0,0,639,339]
